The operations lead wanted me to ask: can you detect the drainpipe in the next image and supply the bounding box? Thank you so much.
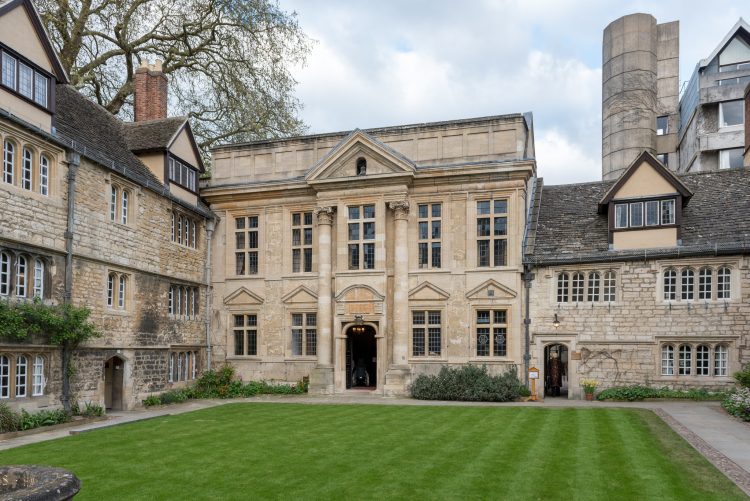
[204,218,215,371]
[63,151,80,304]
[522,264,534,386]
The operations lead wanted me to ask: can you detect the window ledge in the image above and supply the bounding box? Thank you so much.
[409,269,452,275]
[468,357,514,363]
[227,275,266,281]
[283,357,317,363]
[466,267,519,273]
[105,308,131,316]
[408,357,448,363]
[335,270,383,276]
[226,356,264,362]
[281,273,318,280]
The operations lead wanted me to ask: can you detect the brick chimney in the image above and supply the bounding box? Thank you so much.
[134,59,167,122]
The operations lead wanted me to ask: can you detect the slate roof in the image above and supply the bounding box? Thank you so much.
[122,117,186,153]
[53,84,212,218]
[526,168,750,265]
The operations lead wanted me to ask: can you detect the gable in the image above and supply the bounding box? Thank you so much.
[409,282,450,301]
[306,129,415,183]
[169,124,204,171]
[0,0,67,81]
[223,287,264,306]
[465,279,517,300]
[281,285,318,304]
[613,160,677,199]
[719,34,750,66]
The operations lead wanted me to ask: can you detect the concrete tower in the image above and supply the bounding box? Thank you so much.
[602,14,679,180]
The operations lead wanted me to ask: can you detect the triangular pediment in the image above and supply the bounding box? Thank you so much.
[223,287,264,306]
[281,285,318,304]
[0,0,68,82]
[465,279,517,300]
[409,282,450,301]
[306,129,416,183]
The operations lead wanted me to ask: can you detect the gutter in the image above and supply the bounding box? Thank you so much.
[204,218,216,370]
[63,150,80,303]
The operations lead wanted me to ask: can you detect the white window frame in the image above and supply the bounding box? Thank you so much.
[4,140,14,185]
[717,266,731,299]
[661,345,674,375]
[714,345,728,376]
[660,199,675,225]
[32,355,44,396]
[33,258,43,298]
[719,148,744,170]
[21,147,32,191]
[0,252,9,296]
[0,355,9,398]
[719,99,744,128]
[15,355,27,398]
[39,154,49,196]
[614,203,628,228]
[663,269,677,301]
[18,62,33,99]
[15,255,26,298]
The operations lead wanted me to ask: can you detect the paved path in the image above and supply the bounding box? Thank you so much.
[1,394,749,495]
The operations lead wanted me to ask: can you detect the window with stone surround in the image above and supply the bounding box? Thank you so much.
[475,309,507,357]
[417,203,442,269]
[411,310,442,357]
[235,216,259,275]
[0,353,46,399]
[39,154,49,196]
[0,251,47,299]
[348,205,375,270]
[169,350,199,382]
[109,184,132,225]
[661,343,729,378]
[169,285,199,319]
[3,139,14,185]
[291,313,316,356]
[107,271,129,310]
[0,136,49,194]
[476,199,507,267]
[663,265,732,301]
[557,270,616,303]
[291,211,313,273]
[171,211,198,249]
[233,314,258,356]
[21,147,32,191]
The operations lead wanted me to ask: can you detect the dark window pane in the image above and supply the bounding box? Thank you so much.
[419,222,428,239]
[494,310,507,324]
[248,231,258,249]
[235,218,245,230]
[428,328,441,355]
[412,328,425,356]
[477,201,490,215]
[363,243,375,269]
[477,218,490,237]
[477,310,490,324]
[292,329,302,356]
[428,311,441,324]
[303,248,312,272]
[432,204,441,217]
[292,229,301,246]
[494,217,507,236]
[348,206,360,220]
[431,243,441,268]
[292,213,300,226]
[306,329,317,356]
[304,212,313,225]
[306,313,316,326]
[363,222,375,240]
[418,204,428,218]
[248,216,258,228]
[292,249,300,273]
[235,232,245,249]
[494,200,507,214]
[348,244,359,269]
[412,311,425,324]
[292,313,303,326]
[248,252,258,274]
[247,315,257,326]
[247,330,257,356]
[235,253,245,275]
[493,239,507,266]
[304,228,313,245]
[493,328,507,356]
[477,328,490,356]
[234,315,244,327]
[477,240,489,267]
[234,331,244,356]
[432,221,441,239]
[348,223,360,241]
[418,243,428,267]
[363,205,375,219]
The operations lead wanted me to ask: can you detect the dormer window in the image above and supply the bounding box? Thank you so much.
[168,155,198,193]
[356,157,367,176]
[614,198,675,229]
[0,46,51,109]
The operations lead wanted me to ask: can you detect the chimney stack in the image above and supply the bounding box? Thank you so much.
[134,59,167,122]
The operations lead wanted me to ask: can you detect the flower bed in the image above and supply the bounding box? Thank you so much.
[721,387,750,421]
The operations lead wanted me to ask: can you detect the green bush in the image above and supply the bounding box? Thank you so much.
[20,408,70,430]
[597,385,726,402]
[722,387,750,421]
[734,364,750,388]
[143,395,161,407]
[410,364,522,402]
[79,401,105,417]
[0,402,21,433]
[517,385,531,397]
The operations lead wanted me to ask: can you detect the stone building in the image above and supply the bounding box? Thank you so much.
[202,116,536,394]
[0,0,212,411]
[525,151,750,399]
[603,14,750,178]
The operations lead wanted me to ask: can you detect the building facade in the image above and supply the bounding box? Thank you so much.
[0,0,212,411]
[202,117,536,394]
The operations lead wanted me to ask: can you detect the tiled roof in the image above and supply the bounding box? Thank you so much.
[122,117,186,153]
[526,168,750,264]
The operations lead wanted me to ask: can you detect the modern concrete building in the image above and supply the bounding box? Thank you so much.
[603,14,750,179]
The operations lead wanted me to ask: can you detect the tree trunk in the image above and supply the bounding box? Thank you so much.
[60,341,73,415]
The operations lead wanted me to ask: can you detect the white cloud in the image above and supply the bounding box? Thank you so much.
[536,129,601,185]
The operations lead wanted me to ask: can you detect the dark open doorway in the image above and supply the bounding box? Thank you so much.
[345,325,377,390]
[104,356,125,410]
[544,344,568,397]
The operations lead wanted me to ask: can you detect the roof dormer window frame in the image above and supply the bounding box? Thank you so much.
[0,43,54,113]
[166,153,199,195]
[611,195,679,232]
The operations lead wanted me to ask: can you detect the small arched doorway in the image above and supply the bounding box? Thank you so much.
[544,344,569,397]
[104,356,125,411]
[345,325,377,389]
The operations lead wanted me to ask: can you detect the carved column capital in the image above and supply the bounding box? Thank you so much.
[388,200,410,220]
[314,206,336,225]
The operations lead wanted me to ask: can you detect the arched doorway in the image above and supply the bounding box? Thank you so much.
[544,344,569,397]
[345,325,377,390]
[104,356,125,411]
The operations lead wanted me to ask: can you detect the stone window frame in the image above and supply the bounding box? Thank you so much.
[168,350,200,383]
[168,284,200,320]
[659,263,736,303]
[106,270,131,311]
[555,268,618,304]
[232,313,259,357]
[475,198,508,268]
[0,250,49,300]
[471,307,509,359]
[233,214,261,276]
[0,132,57,197]
[416,202,442,270]
[410,309,443,358]
[659,342,732,378]
[290,210,314,274]
[0,351,48,400]
[171,210,199,250]
[289,311,317,358]
[108,178,135,226]
[347,204,376,270]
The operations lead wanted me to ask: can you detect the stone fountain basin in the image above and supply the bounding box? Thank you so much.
[0,466,80,500]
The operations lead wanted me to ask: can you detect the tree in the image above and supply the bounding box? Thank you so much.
[0,300,101,414]
[36,0,312,156]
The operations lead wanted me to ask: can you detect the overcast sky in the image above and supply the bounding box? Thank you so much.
[284,0,747,185]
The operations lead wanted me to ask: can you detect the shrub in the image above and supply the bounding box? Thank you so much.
[80,401,105,417]
[410,364,522,402]
[20,408,70,430]
[517,385,531,398]
[722,387,750,421]
[158,389,191,405]
[143,395,161,407]
[0,402,21,433]
[597,385,726,401]
[734,364,750,388]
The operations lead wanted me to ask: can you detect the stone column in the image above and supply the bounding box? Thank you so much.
[309,206,335,393]
[385,200,411,395]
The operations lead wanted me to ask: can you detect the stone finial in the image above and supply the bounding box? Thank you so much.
[314,206,335,225]
[388,200,410,220]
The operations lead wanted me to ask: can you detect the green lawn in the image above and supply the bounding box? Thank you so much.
[0,403,744,500]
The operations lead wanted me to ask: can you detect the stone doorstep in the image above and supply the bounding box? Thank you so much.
[0,415,109,441]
